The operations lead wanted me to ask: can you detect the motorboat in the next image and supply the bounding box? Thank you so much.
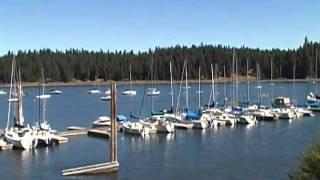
[92,116,111,128]
[237,115,257,125]
[252,107,275,121]
[273,108,294,119]
[146,88,160,96]
[122,121,150,136]
[140,118,174,133]
[50,89,62,95]
[88,89,100,94]
[36,94,51,99]
[122,89,136,96]
[100,96,111,101]
[192,114,210,129]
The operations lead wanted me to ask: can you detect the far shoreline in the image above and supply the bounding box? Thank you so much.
[1,78,317,88]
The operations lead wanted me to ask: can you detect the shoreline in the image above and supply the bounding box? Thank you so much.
[0,78,317,88]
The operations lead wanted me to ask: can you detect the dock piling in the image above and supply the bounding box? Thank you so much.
[61,81,119,176]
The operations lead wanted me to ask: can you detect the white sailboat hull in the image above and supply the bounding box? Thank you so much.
[237,115,257,125]
[5,129,37,149]
[192,120,207,129]
[88,90,100,94]
[123,122,149,135]
[36,94,51,99]
[123,90,136,96]
[100,96,111,101]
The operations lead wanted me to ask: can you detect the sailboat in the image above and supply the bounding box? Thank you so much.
[36,69,51,100]
[34,68,55,146]
[88,76,101,94]
[191,66,208,129]
[252,61,276,121]
[50,89,62,95]
[147,58,160,96]
[5,55,38,150]
[123,64,137,96]
[306,50,320,111]
[100,85,111,101]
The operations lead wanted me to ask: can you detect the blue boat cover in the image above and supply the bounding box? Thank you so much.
[116,115,127,122]
[185,110,202,120]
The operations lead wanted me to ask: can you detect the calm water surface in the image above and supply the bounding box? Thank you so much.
[0,81,319,179]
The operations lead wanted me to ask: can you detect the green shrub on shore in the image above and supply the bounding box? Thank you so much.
[289,140,320,179]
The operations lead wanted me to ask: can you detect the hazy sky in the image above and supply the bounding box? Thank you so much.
[0,0,319,55]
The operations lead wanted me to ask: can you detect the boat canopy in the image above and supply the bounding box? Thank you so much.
[272,97,292,108]
[185,110,202,120]
[151,111,164,116]
[116,115,127,122]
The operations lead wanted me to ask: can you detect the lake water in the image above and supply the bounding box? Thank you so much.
[0,81,319,179]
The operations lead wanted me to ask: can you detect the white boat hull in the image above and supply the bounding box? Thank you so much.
[123,122,149,135]
[192,120,207,129]
[123,90,136,96]
[5,129,37,149]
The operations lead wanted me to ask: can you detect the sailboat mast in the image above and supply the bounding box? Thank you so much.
[247,58,250,103]
[129,64,132,91]
[38,77,41,124]
[42,68,45,95]
[6,55,15,130]
[293,65,296,105]
[232,49,235,107]
[170,61,174,110]
[271,58,273,101]
[235,55,239,107]
[17,69,24,127]
[151,57,154,112]
[316,50,318,94]
[215,64,218,104]
[129,63,132,113]
[211,64,215,105]
[224,65,227,105]
[175,60,186,113]
[256,63,261,105]
[198,66,201,109]
[185,60,188,111]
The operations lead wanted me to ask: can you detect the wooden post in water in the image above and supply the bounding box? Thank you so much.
[110,81,117,162]
[61,81,119,176]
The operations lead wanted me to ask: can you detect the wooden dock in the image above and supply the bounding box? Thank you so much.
[58,129,88,137]
[87,129,110,138]
[62,161,119,176]
[51,134,68,144]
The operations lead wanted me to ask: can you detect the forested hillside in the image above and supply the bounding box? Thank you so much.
[0,37,319,82]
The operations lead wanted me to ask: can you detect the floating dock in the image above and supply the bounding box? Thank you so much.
[51,134,68,144]
[58,129,88,137]
[87,129,110,138]
[62,161,119,176]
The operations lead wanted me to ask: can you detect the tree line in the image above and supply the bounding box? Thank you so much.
[0,37,319,83]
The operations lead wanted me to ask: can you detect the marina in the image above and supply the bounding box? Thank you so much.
[0,81,318,179]
[0,0,318,178]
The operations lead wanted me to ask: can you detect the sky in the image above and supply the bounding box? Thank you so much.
[0,0,319,55]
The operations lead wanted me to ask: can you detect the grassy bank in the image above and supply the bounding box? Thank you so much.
[289,139,320,179]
